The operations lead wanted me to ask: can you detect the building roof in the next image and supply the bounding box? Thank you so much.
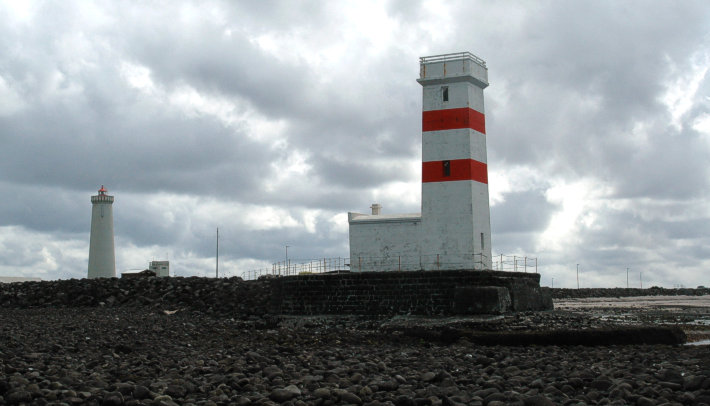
[348,212,422,224]
[0,276,42,283]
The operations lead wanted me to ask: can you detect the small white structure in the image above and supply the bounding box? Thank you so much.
[349,52,493,271]
[0,277,42,283]
[149,260,170,277]
[88,186,116,278]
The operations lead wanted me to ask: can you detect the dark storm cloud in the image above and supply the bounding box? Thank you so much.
[0,105,269,195]
[543,197,710,283]
[480,1,710,195]
[0,183,88,233]
[491,189,557,234]
[99,2,424,184]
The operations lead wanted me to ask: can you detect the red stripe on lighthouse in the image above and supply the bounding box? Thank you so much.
[422,108,486,134]
[422,159,488,184]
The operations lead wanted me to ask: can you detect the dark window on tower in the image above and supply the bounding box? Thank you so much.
[481,233,484,250]
[443,160,450,177]
[442,86,449,102]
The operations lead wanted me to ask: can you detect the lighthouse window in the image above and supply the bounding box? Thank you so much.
[442,86,449,102]
[443,160,450,177]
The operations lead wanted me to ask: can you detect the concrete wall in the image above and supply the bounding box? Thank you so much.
[420,181,491,270]
[348,213,421,271]
[270,270,552,316]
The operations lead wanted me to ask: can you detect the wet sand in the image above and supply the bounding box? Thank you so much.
[554,295,710,344]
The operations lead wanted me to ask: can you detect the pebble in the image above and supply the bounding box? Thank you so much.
[0,282,708,405]
[269,388,297,402]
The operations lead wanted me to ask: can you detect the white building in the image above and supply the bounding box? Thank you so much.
[349,52,493,271]
[149,260,170,277]
[88,186,116,278]
[0,277,42,283]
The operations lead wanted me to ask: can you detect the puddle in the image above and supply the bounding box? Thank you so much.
[685,339,710,346]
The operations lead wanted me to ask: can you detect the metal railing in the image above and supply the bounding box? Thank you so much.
[240,257,349,280]
[240,253,538,281]
[349,253,489,272]
[239,252,537,280]
[420,52,486,67]
[272,257,349,277]
[493,254,537,273]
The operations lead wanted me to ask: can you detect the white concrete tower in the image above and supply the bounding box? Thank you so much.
[418,52,493,270]
[88,185,116,278]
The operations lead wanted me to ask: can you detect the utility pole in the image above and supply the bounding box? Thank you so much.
[551,278,554,289]
[216,227,219,278]
[640,271,643,289]
[285,245,290,276]
[626,268,629,289]
[576,264,580,289]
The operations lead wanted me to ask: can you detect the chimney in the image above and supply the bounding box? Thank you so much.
[370,203,382,215]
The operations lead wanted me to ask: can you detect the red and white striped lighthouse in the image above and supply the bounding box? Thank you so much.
[348,52,492,271]
[417,52,492,269]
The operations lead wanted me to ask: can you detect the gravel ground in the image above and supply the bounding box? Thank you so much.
[2,306,710,406]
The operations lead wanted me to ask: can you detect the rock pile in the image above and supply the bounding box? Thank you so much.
[547,286,710,299]
[1,307,709,406]
[0,277,272,317]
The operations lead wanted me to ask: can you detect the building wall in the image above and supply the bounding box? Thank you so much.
[149,261,170,277]
[348,213,421,271]
[420,181,491,270]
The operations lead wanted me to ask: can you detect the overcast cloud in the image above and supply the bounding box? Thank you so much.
[1,0,709,288]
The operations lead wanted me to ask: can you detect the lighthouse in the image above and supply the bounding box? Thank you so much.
[348,52,492,271]
[88,185,116,278]
[418,52,492,269]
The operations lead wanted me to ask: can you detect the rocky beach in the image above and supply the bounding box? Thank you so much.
[1,277,709,405]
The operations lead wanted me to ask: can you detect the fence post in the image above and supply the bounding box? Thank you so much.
[524,256,527,273]
[514,256,517,272]
[359,256,362,271]
[398,256,401,271]
[437,254,440,270]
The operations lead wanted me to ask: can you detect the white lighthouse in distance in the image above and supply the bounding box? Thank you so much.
[88,185,116,278]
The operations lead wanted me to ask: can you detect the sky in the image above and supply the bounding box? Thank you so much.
[1,0,709,288]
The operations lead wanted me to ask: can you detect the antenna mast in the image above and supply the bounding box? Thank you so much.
[216,227,219,278]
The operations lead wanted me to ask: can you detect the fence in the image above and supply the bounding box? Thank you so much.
[493,254,537,273]
[240,257,348,280]
[240,253,538,280]
[272,257,349,277]
[348,253,489,272]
